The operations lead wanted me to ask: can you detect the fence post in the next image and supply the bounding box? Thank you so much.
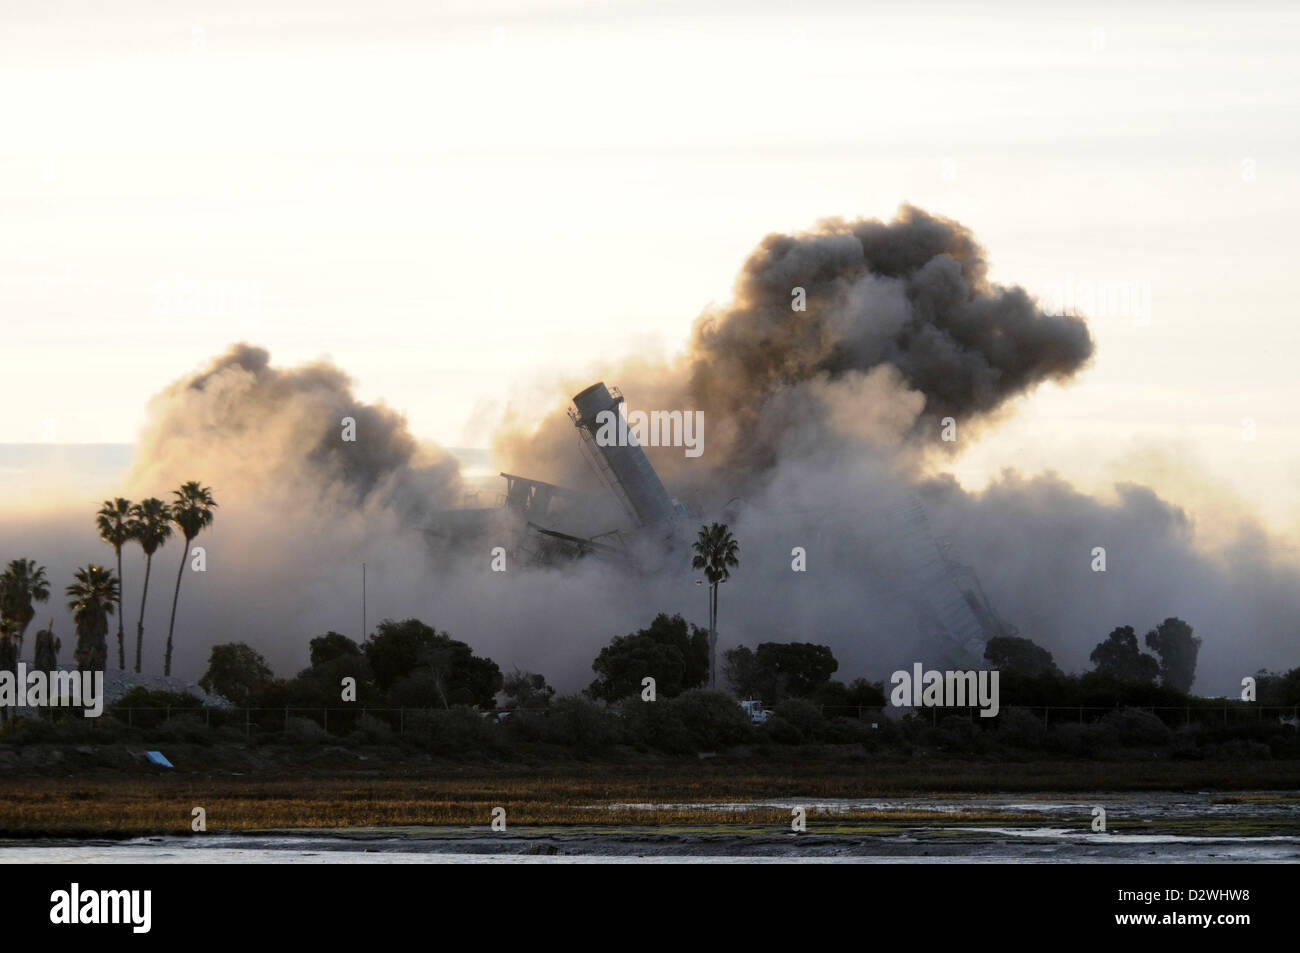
[400,708,404,736]
[205,707,210,729]
[285,706,289,730]
[245,707,250,738]
[323,707,328,732]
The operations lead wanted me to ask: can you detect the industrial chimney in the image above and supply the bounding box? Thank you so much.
[569,381,678,528]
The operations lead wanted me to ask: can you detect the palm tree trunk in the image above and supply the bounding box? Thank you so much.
[135,554,153,674]
[709,583,718,690]
[164,539,189,677]
[115,545,125,669]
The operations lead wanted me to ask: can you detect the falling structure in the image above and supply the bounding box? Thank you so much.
[568,382,681,529]
[431,379,1015,667]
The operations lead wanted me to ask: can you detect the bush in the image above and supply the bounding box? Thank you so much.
[152,713,210,745]
[352,713,393,744]
[669,690,753,750]
[758,716,804,745]
[620,699,695,754]
[1103,708,1171,746]
[1050,721,1118,759]
[407,707,502,755]
[111,687,206,730]
[539,696,622,751]
[933,714,981,752]
[997,708,1047,749]
[771,698,826,743]
[283,715,328,745]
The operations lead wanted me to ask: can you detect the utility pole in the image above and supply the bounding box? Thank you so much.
[362,562,367,642]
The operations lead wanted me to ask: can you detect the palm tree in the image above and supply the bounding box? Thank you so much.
[129,498,171,673]
[691,522,740,690]
[65,564,119,673]
[0,558,51,658]
[96,497,136,670]
[164,481,217,677]
[0,618,17,725]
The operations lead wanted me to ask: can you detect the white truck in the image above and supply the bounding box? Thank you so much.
[739,699,772,725]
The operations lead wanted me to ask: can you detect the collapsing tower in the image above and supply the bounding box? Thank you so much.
[883,496,1018,667]
[568,381,680,529]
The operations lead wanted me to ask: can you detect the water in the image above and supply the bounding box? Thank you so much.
[4,792,1298,863]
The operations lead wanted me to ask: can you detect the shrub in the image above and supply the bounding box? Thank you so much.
[620,699,695,754]
[1103,708,1171,746]
[152,713,210,744]
[758,716,804,745]
[352,713,393,744]
[407,707,502,755]
[996,708,1047,749]
[283,715,328,745]
[539,696,622,751]
[669,690,753,750]
[771,698,826,743]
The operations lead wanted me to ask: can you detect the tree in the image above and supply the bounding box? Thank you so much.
[65,564,119,673]
[985,635,1060,677]
[812,677,887,712]
[723,645,762,698]
[587,613,708,703]
[129,497,172,673]
[1254,667,1300,707]
[1089,625,1159,684]
[96,497,136,670]
[1144,617,1201,693]
[753,642,838,701]
[199,642,274,706]
[1,558,50,720]
[0,558,51,656]
[0,620,16,725]
[723,641,839,702]
[288,634,374,710]
[502,670,556,708]
[164,481,217,676]
[691,522,739,690]
[362,618,501,708]
[310,631,362,668]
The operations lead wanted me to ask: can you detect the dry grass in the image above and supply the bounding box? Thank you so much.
[4,761,1300,836]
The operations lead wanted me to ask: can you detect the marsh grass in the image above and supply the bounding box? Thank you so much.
[4,761,1300,836]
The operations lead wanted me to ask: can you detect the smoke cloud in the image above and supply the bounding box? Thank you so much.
[497,205,1094,495]
[126,343,463,521]
[4,208,1297,697]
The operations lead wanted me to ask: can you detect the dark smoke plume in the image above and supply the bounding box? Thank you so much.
[686,205,1094,475]
[497,205,1094,493]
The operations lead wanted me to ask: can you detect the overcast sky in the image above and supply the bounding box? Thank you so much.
[2,0,1298,538]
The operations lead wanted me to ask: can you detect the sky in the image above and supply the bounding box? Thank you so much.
[2,0,1299,541]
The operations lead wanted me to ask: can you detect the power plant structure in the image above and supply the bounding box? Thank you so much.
[430,379,1015,668]
[568,381,684,530]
